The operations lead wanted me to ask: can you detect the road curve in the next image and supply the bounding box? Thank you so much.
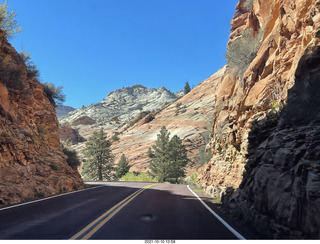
[0,182,245,240]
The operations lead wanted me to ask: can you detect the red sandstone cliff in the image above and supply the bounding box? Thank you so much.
[197,0,320,238]
[0,31,83,207]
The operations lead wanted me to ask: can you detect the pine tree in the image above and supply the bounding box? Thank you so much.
[115,154,130,179]
[184,81,191,94]
[147,147,154,158]
[167,135,189,182]
[83,128,114,181]
[149,126,171,182]
[149,126,189,182]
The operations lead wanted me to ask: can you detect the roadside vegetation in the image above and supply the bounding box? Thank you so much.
[115,154,130,179]
[82,128,115,181]
[60,141,82,170]
[120,172,158,182]
[148,126,189,183]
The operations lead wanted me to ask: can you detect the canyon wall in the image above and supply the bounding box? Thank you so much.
[0,31,83,207]
[197,0,320,238]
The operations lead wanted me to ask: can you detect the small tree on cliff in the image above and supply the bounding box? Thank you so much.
[83,128,114,181]
[41,82,66,106]
[0,1,22,39]
[149,126,188,182]
[184,81,191,94]
[115,154,130,179]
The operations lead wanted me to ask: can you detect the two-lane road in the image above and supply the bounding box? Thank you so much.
[0,182,246,240]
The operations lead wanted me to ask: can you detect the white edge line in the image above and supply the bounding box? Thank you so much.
[187,185,246,240]
[0,185,106,211]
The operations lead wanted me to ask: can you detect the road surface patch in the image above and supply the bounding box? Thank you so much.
[70,184,157,240]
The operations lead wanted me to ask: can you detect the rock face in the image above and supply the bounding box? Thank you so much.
[197,0,320,238]
[0,31,83,207]
[60,85,177,124]
[55,105,75,118]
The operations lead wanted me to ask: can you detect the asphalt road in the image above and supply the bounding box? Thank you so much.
[0,182,247,240]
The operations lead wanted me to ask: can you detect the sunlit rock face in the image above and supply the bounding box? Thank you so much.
[0,31,83,207]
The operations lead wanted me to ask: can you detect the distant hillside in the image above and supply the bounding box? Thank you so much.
[59,85,177,125]
[56,105,75,117]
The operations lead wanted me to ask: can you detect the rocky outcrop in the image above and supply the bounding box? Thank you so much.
[197,0,320,238]
[236,47,320,238]
[55,105,75,118]
[59,84,178,125]
[111,68,224,173]
[0,31,83,207]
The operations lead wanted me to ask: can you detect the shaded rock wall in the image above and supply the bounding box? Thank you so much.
[197,0,320,238]
[0,31,83,207]
[237,47,320,238]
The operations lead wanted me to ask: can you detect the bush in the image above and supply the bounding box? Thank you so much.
[243,0,254,10]
[225,28,263,79]
[111,132,120,141]
[0,54,23,88]
[41,82,66,106]
[120,172,158,182]
[196,145,212,169]
[19,50,40,79]
[0,1,21,39]
[61,142,81,170]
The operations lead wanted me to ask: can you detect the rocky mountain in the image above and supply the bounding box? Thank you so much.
[197,0,320,239]
[0,30,83,207]
[58,78,219,174]
[110,68,224,173]
[59,85,178,125]
[56,105,75,118]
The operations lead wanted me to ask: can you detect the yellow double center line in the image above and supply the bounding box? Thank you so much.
[70,184,157,240]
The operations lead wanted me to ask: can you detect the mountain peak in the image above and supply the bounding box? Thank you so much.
[60,84,178,125]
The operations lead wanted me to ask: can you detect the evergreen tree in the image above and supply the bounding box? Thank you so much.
[147,147,154,158]
[167,135,189,182]
[115,154,130,179]
[83,128,114,181]
[184,81,191,94]
[149,126,171,182]
[149,126,189,182]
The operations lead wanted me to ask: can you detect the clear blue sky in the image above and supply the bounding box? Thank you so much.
[8,0,238,108]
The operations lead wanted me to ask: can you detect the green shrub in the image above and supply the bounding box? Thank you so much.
[243,0,254,10]
[41,82,66,106]
[0,1,21,39]
[61,142,81,170]
[111,132,120,141]
[225,28,263,79]
[120,172,158,182]
[0,54,23,88]
[196,145,212,169]
[19,50,40,79]
[50,163,60,171]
